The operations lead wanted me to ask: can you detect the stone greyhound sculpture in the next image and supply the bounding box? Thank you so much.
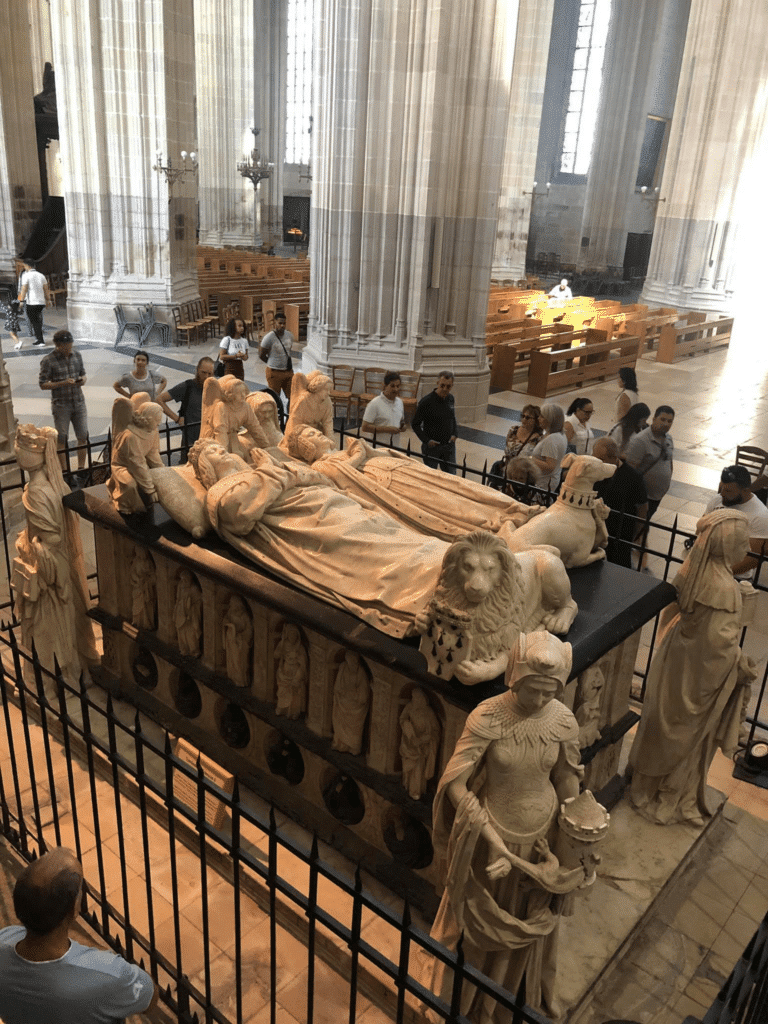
[504,453,615,568]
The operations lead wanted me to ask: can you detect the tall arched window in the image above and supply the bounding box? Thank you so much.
[286,0,314,165]
[559,0,612,177]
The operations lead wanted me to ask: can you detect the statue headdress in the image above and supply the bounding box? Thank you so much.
[507,630,572,690]
[674,507,748,613]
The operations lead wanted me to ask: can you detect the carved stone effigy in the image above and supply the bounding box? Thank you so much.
[505,454,614,568]
[399,688,440,800]
[331,653,371,755]
[630,508,757,825]
[286,425,540,542]
[200,375,270,459]
[246,391,283,447]
[11,424,99,686]
[279,371,334,453]
[107,396,164,514]
[429,632,609,1020]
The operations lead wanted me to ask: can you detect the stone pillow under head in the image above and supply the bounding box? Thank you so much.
[150,465,210,539]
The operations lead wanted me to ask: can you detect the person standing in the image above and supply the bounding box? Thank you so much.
[564,398,595,454]
[624,405,675,521]
[0,847,156,1024]
[157,356,215,457]
[2,297,23,349]
[361,371,405,442]
[38,329,89,470]
[412,371,458,474]
[704,464,768,579]
[17,259,50,347]
[592,436,648,568]
[219,318,249,381]
[112,349,167,401]
[259,312,294,405]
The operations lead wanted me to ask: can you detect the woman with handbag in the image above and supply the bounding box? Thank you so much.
[217,318,249,380]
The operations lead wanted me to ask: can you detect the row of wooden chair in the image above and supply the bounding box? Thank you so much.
[329,367,422,424]
[47,273,68,308]
[736,445,768,501]
[171,300,217,346]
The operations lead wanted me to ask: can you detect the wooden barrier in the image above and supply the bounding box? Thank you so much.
[635,307,679,351]
[527,331,641,398]
[656,314,733,363]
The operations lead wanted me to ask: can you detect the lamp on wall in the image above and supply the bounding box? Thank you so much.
[153,150,198,189]
[522,181,551,198]
[637,185,666,203]
[238,127,273,188]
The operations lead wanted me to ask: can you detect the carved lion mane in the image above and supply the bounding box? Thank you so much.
[431,531,526,660]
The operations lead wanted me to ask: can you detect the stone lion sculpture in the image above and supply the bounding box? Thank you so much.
[416,530,578,684]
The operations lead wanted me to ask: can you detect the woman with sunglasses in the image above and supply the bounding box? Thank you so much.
[564,397,594,454]
[504,405,543,459]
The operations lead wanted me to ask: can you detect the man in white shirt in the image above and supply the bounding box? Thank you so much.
[547,278,572,307]
[362,371,405,442]
[17,259,50,346]
[705,464,768,579]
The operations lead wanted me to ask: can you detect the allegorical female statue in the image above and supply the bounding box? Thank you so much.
[630,508,757,825]
[430,632,599,1020]
[130,548,157,630]
[331,652,371,755]
[12,424,98,686]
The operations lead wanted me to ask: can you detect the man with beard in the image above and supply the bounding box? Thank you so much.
[704,464,768,579]
[157,356,215,459]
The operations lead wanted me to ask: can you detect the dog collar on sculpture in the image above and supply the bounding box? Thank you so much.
[557,484,598,510]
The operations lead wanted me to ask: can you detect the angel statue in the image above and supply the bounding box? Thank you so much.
[107,395,164,513]
[200,375,270,460]
[279,370,334,453]
[11,424,99,687]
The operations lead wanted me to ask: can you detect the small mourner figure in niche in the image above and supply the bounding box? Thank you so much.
[174,570,202,658]
[399,688,440,800]
[331,652,371,755]
[222,595,253,687]
[130,548,156,630]
[275,622,308,719]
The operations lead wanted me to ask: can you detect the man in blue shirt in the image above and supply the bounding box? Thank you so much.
[0,847,156,1024]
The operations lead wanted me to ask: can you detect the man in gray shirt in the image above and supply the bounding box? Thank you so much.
[0,847,156,1024]
[259,312,295,407]
[624,404,675,520]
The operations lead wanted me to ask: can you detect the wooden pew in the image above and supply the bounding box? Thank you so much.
[656,313,734,363]
[527,331,641,398]
[490,324,575,391]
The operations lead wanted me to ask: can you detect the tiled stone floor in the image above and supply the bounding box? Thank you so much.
[1,301,768,1023]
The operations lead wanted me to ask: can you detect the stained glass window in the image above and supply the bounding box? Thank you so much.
[286,0,314,165]
[559,0,612,177]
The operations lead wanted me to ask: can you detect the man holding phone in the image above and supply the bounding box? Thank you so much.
[39,329,89,470]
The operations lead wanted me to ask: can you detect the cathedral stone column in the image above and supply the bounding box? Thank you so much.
[49,0,198,342]
[641,0,768,313]
[195,0,257,248]
[255,0,287,247]
[306,0,517,422]
[492,0,555,282]
[578,0,688,274]
[0,4,43,276]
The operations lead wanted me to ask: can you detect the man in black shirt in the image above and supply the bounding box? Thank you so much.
[412,371,458,475]
[157,357,215,460]
[593,436,648,568]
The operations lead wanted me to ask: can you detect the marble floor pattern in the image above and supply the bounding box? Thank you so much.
[1,305,768,1023]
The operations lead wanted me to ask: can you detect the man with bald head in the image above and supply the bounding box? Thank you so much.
[0,847,156,1023]
[593,436,648,568]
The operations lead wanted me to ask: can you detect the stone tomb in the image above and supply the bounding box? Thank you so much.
[66,486,674,915]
